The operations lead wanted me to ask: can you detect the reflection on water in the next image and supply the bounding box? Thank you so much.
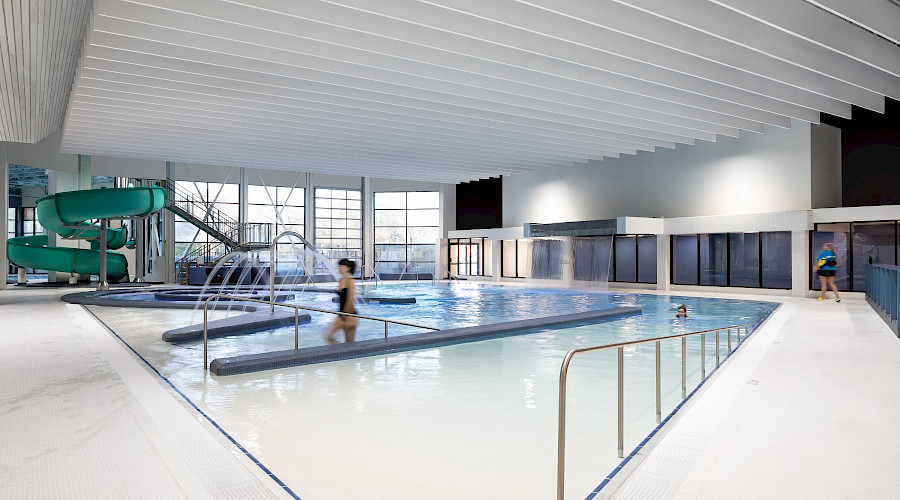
[87,283,777,500]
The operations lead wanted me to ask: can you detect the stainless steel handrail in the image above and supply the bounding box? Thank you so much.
[556,320,759,500]
[202,293,440,371]
[269,230,315,311]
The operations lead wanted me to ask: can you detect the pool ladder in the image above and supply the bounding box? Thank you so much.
[556,320,762,500]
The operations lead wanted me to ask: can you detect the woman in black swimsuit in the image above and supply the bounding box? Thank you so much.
[325,258,358,344]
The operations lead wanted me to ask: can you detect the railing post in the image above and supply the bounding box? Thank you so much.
[715,330,720,366]
[727,328,732,352]
[617,346,624,458]
[384,321,389,339]
[557,353,575,500]
[701,333,706,378]
[655,341,661,424]
[681,337,686,399]
[203,298,210,371]
[895,269,900,325]
[294,308,299,349]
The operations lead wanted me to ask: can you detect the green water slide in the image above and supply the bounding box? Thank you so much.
[7,187,166,280]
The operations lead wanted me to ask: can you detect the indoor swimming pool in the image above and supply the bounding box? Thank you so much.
[85,283,777,500]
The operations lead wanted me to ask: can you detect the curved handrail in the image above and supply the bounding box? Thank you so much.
[556,319,762,500]
[201,293,440,371]
[269,230,314,310]
[362,263,385,288]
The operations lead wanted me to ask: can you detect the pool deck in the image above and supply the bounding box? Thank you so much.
[1,284,898,498]
[0,286,290,499]
[601,290,900,499]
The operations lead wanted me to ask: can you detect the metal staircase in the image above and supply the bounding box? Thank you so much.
[165,179,277,284]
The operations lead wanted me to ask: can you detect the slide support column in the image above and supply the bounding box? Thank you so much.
[97,218,109,291]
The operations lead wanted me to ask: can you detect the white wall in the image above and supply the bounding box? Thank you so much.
[2,130,78,172]
[810,123,842,208]
[503,120,814,227]
[92,156,166,179]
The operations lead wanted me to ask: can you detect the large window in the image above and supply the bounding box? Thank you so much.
[374,191,439,276]
[248,184,305,261]
[174,181,239,259]
[315,188,362,268]
[20,207,41,237]
[672,232,791,289]
[7,207,15,242]
[501,239,530,278]
[811,222,899,292]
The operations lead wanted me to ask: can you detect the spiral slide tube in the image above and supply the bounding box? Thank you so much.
[7,187,166,281]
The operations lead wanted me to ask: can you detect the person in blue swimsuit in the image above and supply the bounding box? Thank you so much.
[815,242,841,302]
[325,258,358,343]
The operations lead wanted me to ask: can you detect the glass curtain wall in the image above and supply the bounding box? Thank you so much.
[314,188,362,268]
[673,232,791,289]
[851,222,895,291]
[374,191,439,276]
[637,236,658,283]
[247,184,305,262]
[761,232,792,288]
[501,239,530,278]
[174,181,239,259]
[811,222,898,292]
[729,232,760,287]
[810,225,850,291]
[699,233,727,286]
[614,236,637,282]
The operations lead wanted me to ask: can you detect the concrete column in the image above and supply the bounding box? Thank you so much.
[656,233,670,291]
[0,147,7,290]
[493,237,502,282]
[239,167,248,233]
[439,184,457,280]
[362,176,374,277]
[77,155,91,190]
[561,236,574,286]
[164,162,176,283]
[304,172,316,274]
[791,229,810,297]
[47,168,81,282]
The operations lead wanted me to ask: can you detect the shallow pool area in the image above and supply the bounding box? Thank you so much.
[85,283,777,499]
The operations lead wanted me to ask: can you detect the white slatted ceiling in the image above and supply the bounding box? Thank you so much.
[0,0,90,143]
[51,0,900,183]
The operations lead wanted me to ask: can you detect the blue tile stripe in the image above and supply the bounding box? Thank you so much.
[83,306,302,500]
[583,316,770,500]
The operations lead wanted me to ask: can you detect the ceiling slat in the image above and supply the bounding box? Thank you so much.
[40,0,897,182]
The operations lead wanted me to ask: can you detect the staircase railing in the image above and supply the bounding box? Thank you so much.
[165,180,242,248]
[174,241,227,285]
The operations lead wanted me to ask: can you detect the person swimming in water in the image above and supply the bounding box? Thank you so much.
[325,258,358,344]
[672,304,690,320]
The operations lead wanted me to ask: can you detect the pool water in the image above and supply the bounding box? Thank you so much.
[86,283,777,500]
